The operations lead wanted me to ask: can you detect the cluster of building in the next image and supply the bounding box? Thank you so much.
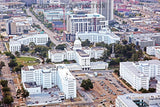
[48,36,108,71]
[9,34,48,53]
[6,17,33,35]
[120,60,160,91]
[126,33,160,49]
[21,64,76,99]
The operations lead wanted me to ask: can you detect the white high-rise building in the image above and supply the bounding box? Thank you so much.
[120,60,160,90]
[21,64,76,99]
[56,65,76,99]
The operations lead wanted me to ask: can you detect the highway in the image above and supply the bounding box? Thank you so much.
[26,8,71,46]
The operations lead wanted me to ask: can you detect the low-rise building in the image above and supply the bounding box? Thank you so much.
[116,93,160,107]
[77,27,120,44]
[9,34,48,53]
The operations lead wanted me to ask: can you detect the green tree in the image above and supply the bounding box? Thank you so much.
[10,54,15,59]
[144,56,152,60]
[22,89,29,99]
[13,64,23,73]
[80,79,93,90]
[81,39,93,47]
[46,58,51,63]
[46,23,52,29]
[122,39,128,45]
[46,41,55,48]
[55,44,66,50]
[4,52,11,56]
[8,59,18,68]
[2,87,10,93]
[29,42,36,49]
[0,80,8,87]
[96,42,106,47]
[16,89,21,95]
[0,61,5,70]
[34,45,49,58]
[114,69,120,76]
[148,88,156,92]
[15,51,20,57]
[21,45,29,52]
[2,95,13,105]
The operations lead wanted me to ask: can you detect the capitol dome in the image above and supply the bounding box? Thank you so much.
[73,36,82,50]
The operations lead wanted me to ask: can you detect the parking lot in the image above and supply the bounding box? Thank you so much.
[73,71,131,106]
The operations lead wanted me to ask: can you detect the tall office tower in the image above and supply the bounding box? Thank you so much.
[99,0,114,21]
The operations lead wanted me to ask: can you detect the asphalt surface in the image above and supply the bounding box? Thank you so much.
[26,8,71,46]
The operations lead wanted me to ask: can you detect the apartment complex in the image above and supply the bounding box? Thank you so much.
[116,93,160,107]
[6,17,32,35]
[21,64,76,99]
[67,13,107,34]
[77,27,120,44]
[120,60,160,90]
[9,34,48,53]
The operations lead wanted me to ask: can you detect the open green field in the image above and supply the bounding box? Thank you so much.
[16,57,40,66]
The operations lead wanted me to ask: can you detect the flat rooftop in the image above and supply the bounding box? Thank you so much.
[76,49,89,57]
[121,62,147,77]
[24,82,39,88]
[27,93,61,106]
[117,93,160,107]
[70,13,105,19]
[56,64,75,80]
[121,60,160,77]
[91,47,106,51]
[22,64,56,71]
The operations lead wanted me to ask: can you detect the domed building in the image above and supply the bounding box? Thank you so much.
[73,36,82,51]
[48,38,108,71]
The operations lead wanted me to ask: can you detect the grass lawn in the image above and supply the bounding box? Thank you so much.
[16,57,40,66]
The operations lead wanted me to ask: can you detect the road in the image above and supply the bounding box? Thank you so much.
[0,55,18,104]
[26,8,71,46]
